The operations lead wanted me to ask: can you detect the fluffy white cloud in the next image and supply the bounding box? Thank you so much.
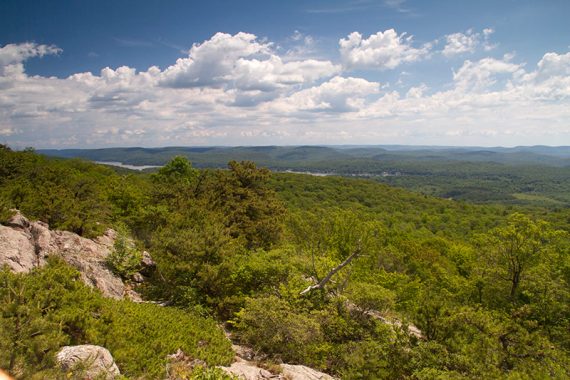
[160,32,268,88]
[356,51,570,144]
[452,55,523,91]
[160,32,339,92]
[339,29,431,70]
[1,34,570,148]
[406,84,428,98]
[517,51,570,99]
[231,56,339,91]
[442,28,496,57]
[285,31,318,59]
[530,51,570,80]
[271,76,380,113]
[443,31,478,57]
[0,43,61,76]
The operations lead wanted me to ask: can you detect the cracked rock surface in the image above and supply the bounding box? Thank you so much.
[57,345,120,379]
[0,211,149,300]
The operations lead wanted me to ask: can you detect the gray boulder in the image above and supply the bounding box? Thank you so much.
[218,340,337,380]
[56,345,120,379]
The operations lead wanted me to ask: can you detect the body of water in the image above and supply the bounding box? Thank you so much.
[95,161,162,171]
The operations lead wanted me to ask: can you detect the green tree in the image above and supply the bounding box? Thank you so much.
[151,156,199,211]
[289,210,385,297]
[211,161,285,250]
[481,213,558,301]
[154,155,198,182]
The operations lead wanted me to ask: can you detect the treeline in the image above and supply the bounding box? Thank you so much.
[1,145,569,379]
[39,145,570,206]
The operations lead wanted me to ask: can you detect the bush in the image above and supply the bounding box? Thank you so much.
[0,260,234,379]
[0,259,103,379]
[99,301,234,378]
[346,282,396,316]
[234,296,323,364]
[0,198,15,224]
[106,224,142,279]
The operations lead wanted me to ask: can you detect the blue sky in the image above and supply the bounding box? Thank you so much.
[1,0,570,148]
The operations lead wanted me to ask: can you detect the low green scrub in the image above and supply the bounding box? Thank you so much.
[100,300,233,378]
[2,148,570,379]
[235,295,324,364]
[0,259,233,379]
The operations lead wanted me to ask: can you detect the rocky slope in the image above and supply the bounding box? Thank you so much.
[1,211,338,380]
[0,210,152,300]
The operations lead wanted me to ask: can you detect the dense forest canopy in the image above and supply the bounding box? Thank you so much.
[40,145,570,207]
[1,144,569,379]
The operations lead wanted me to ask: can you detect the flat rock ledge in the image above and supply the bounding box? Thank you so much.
[281,364,335,380]
[220,357,281,379]
[219,360,335,380]
[218,344,336,380]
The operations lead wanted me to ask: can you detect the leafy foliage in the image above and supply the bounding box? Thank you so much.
[211,160,285,250]
[0,145,113,237]
[0,260,233,379]
[99,300,233,378]
[235,295,324,364]
[1,147,569,379]
[106,224,142,279]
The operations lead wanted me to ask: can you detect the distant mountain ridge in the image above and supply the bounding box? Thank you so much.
[38,145,570,168]
[38,145,570,206]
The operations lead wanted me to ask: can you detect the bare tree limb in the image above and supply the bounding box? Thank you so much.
[300,241,362,296]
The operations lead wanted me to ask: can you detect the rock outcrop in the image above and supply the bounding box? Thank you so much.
[56,345,120,379]
[0,222,38,272]
[0,211,151,300]
[220,358,281,379]
[220,359,336,380]
[281,364,335,380]
[218,343,336,380]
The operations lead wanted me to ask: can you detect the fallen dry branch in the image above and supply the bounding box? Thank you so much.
[300,242,362,296]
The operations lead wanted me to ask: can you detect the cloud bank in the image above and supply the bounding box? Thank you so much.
[1,30,570,147]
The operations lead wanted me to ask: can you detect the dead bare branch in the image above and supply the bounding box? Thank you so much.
[300,241,362,296]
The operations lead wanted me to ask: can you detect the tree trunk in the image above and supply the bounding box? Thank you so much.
[510,268,521,300]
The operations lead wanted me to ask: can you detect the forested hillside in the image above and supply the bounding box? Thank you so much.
[40,145,570,206]
[1,145,569,379]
